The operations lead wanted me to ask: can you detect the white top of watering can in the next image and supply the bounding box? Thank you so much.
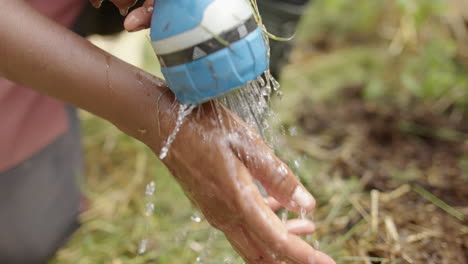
[152,0,253,55]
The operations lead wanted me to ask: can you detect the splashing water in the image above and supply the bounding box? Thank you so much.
[217,72,280,139]
[281,210,288,223]
[145,181,156,196]
[193,229,221,264]
[138,239,148,255]
[138,181,156,255]
[159,104,197,160]
[157,71,280,161]
[191,215,202,223]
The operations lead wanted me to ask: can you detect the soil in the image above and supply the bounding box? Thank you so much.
[293,84,468,263]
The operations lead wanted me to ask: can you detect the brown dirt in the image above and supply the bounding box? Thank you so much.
[292,84,468,263]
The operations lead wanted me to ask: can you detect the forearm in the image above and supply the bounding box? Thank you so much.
[0,0,173,145]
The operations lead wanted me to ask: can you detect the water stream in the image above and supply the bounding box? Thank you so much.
[159,104,197,160]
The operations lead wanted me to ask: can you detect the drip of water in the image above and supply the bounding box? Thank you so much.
[223,257,234,264]
[145,202,155,216]
[281,210,289,223]
[269,74,281,91]
[313,239,320,250]
[144,181,156,217]
[138,181,156,255]
[195,256,204,264]
[191,215,202,223]
[276,91,284,100]
[138,239,148,255]
[160,104,196,160]
[293,159,301,169]
[145,181,156,196]
[175,226,191,246]
[194,229,220,264]
[300,208,307,220]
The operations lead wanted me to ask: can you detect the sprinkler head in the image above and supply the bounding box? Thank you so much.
[150,0,269,105]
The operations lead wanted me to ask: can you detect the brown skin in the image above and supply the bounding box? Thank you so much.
[0,0,335,263]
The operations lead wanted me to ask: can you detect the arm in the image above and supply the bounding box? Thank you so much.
[0,0,169,146]
[0,1,334,263]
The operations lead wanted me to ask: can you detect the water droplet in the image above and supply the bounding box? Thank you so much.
[269,74,281,91]
[277,164,289,176]
[119,8,129,16]
[293,159,301,169]
[277,91,283,100]
[145,181,156,196]
[145,202,155,216]
[281,210,288,223]
[175,226,190,245]
[313,239,320,250]
[138,239,148,255]
[288,126,298,136]
[257,75,266,86]
[300,208,307,219]
[191,215,202,223]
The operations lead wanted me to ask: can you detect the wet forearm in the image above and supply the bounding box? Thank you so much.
[0,0,173,145]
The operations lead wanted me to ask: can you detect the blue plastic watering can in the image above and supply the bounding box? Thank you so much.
[150,0,269,105]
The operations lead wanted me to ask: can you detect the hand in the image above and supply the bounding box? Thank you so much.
[89,0,138,14]
[124,0,154,31]
[89,0,154,31]
[150,101,335,264]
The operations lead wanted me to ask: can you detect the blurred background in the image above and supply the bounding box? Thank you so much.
[51,0,467,263]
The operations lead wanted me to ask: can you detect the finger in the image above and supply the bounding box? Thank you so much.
[281,234,335,264]
[125,0,154,31]
[89,0,104,8]
[232,138,315,213]
[265,196,282,211]
[232,162,333,264]
[286,219,315,236]
[225,227,280,264]
[110,0,138,10]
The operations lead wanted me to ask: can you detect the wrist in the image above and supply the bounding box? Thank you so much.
[99,65,177,151]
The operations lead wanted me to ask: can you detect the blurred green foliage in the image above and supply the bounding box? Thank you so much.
[292,0,468,112]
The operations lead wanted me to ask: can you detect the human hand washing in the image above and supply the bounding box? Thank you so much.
[121,0,334,262]
[155,100,335,263]
[0,0,335,262]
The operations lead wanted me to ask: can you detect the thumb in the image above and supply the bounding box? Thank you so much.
[124,0,154,31]
[89,0,104,8]
[231,138,316,213]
